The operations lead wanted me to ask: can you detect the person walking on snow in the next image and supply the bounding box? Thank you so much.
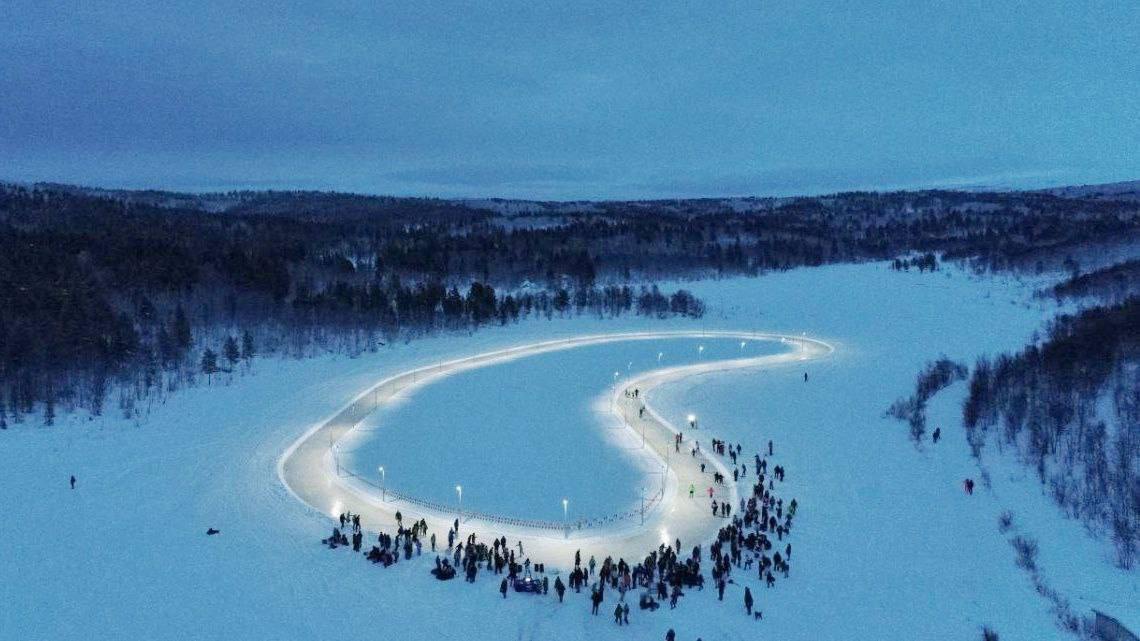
[744,586,754,615]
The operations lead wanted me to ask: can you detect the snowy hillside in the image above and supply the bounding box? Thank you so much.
[1,262,1136,641]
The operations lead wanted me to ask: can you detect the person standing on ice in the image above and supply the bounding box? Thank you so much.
[804,372,808,382]
[555,576,566,602]
[744,586,754,615]
[69,475,76,490]
[933,427,941,443]
[768,440,773,456]
[500,578,508,598]
[689,484,695,498]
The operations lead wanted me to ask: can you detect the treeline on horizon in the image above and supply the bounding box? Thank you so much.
[1,182,1137,426]
[962,298,1140,568]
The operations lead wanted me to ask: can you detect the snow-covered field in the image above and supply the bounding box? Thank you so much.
[1,262,1135,640]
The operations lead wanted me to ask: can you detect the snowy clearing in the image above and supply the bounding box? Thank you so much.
[1,262,1135,641]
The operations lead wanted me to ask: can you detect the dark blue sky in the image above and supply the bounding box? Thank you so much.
[2,1,1137,199]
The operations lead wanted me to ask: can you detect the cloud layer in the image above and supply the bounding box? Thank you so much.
[2,1,1137,199]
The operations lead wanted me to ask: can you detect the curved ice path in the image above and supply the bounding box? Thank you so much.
[278,330,834,565]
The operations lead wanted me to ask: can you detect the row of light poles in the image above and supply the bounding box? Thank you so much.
[373,468,573,529]
[620,345,711,524]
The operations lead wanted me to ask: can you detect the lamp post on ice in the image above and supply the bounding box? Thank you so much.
[378,466,386,501]
[688,413,697,430]
[562,498,569,536]
[638,483,647,524]
[456,484,463,516]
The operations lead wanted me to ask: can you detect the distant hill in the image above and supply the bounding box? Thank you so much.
[10,177,1139,217]
[1036,180,1140,202]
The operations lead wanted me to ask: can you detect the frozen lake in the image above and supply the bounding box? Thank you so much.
[342,335,788,522]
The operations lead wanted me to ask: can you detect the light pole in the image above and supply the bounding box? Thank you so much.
[641,487,646,525]
[657,351,663,363]
[562,498,569,531]
[456,484,463,516]
[611,371,620,411]
[378,466,386,501]
[688,413,697,430]
[740,341,746,351]
[698,344,705,358]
